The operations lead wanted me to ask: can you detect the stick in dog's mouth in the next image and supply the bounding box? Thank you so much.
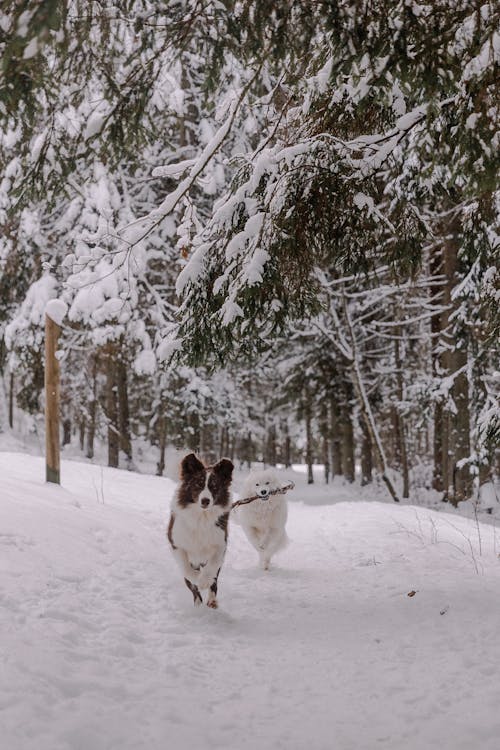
[231,481,295,511]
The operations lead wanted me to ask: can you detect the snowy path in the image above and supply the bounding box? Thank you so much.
[1,452,500,750]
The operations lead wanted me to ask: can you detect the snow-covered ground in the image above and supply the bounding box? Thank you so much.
[2,451,500,750]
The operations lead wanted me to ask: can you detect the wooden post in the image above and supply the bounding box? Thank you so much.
[45,314,61,484]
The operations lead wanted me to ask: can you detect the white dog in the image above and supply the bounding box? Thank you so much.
[235,468,289,570]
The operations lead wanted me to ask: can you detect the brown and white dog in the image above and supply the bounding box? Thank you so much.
[167,453,234,608]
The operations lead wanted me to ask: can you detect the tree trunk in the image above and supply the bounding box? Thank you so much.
[330,395,342,477]
[62,418,71,446]
[8,372,14,428]
[86,402,96,459]
[341,400,355,483]
[449,350,471,503]
[106,349,119,469]
[79,419,85,451]
[304,386,314,484]
[117,355,132,467]
[45,315,61,484]
[391,405,401,468]
[156,411,167,476]
[86,354,97,460]
[431,248,445,493]
[394,332,409,499]
[442,233,472,505]
[320,403,330,484]
[360,416,372,486]
[433,401,444,492]
[266,423,277,466]
[245,431,252,469]
[282,420,292,468]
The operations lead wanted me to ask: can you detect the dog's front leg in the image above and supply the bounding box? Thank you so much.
[172,547,203,605]
[245,525,264,552]
[259,527,273,550]
[197,549,226,609]
[258,528,277,570]
[205,565,221,609]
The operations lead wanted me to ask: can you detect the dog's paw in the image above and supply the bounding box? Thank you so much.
[207,599,218,609]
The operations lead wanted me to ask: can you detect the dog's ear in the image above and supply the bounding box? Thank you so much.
[180,453,205,478]
[212,458,234,482]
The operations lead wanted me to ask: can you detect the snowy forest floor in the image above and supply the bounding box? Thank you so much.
[2,449,500,750]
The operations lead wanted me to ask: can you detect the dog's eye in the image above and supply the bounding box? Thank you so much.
[265,481,270,485]
[256,483,259,486]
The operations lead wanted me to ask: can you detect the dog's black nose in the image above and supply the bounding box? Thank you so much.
[200,497,210,508]
[259,489,268,496]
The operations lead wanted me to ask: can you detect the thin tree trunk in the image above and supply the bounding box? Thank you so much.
[443,233,472,505]
[330,395,342,477]
[45,314,61,484]
[360,416,372,486]
[86,353,97,460]
[62,418,71,446]
[8,372,14,428]
[156,411,167,476]
[341,400,355,483]
[304,385,314,484]
[117,355,132,467]
[391,404,401,469]
[449,351,471,503]
[106,348,119,469]
[433,401,444,492]
[283,420,292,468]
[431,249,445,493]
[394,332,409,499]
[245,431,252,469]
[86,401,96,459]
[267,423,277,466]
[79,419,85,451]
[320,403,330,484]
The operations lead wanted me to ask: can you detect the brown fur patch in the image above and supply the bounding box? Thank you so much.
[167,514,176,548]
[210,566,221,596]
[215,512,229,541]
[208,459,234,507]
[177,470,206,508]
[184,577,202,604]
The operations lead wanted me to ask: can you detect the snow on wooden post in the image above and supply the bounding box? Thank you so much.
[44,300,67,485]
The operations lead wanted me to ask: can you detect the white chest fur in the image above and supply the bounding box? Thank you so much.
[239,495,287,526]
[171,504,227,565]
